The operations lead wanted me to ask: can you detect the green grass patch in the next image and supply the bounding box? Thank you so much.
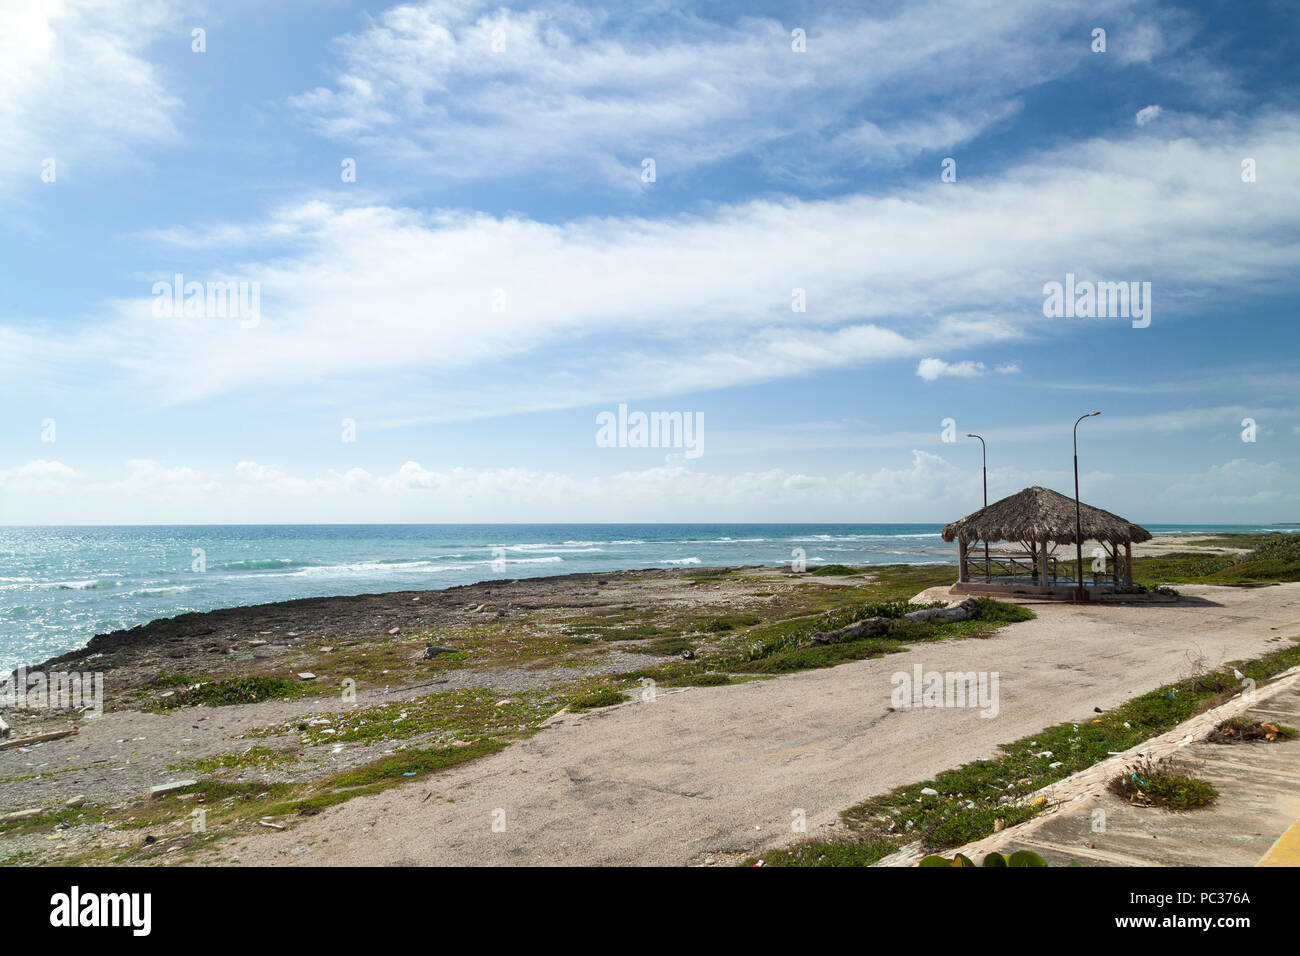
[1126,533,1300,587]
[733,637,904,673]
[855,564,960,600]
[168,746,303,775]
[700,614,763,632]
[259,687,559,747]
[666,671,734,687]
[723,598,1029,673]
[567,687,627,711]
[1108,759,1219,811]
[754,838,901,867]
[968,597,1036,623]
[149,675,300,710]
[311,739,505,793]
[751,635,1300,866]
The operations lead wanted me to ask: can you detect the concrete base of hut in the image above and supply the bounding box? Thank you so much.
[948,581,1179,603]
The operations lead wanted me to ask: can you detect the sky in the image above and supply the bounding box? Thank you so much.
[1,0,1298,525]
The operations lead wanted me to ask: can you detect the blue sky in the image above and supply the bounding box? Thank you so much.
[2,0,1298,524]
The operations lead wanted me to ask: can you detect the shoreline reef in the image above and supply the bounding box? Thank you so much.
[2,531,1296,865]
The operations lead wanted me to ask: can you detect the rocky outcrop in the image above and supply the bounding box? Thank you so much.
[902,597,978,624]
[805,598,979,646]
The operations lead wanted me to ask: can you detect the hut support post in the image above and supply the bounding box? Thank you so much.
[1038,541,1050,586]
[958,539,969,583]
[1124,541,1133,586]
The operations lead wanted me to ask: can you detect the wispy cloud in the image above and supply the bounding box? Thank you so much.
[9,110,1295,424]
[288,0,1155,188]
[1135,104,1162,126]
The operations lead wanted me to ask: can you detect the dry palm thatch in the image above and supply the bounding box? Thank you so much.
[941,486,1152,546]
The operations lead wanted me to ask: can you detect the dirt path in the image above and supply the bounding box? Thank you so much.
[211,583,1300,866]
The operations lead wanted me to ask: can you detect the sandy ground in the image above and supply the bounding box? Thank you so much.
[209,582,1300,866]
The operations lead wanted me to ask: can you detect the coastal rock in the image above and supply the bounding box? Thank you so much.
[804,600,976,646]
[807,616,889,646]
[148,780,197,800]
[0,808,43,824]
[902,598,978,624]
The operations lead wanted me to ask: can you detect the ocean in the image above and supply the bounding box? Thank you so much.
[0,523,1286,670]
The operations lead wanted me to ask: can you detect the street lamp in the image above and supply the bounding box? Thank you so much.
[1073,411,1100,601]
[966,434,989,580]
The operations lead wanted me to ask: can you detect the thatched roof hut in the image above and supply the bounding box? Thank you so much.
[941,486,1152,547]
[942,486,1150,593]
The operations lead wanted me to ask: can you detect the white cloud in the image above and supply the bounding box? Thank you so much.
[5,448,1299,524]
[1135,104,1162,126]
[289,0,1148,187]
[8,111,1300,425]
[0,459,80,490]
[90,458,218,494]
[916,358,986,381]
[996,362,1021,375]
[0,0,183,195]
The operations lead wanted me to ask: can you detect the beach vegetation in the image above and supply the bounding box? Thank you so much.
[149,675,300,710]
[1107,758,1218,810]
[567,687,627,711]
[1112,533,1300,587]
[808,564,864,576]
[1206,716,1297,743]
[748,636,1300,866]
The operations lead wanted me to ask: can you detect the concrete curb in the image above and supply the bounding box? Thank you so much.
[875,665,1300,866]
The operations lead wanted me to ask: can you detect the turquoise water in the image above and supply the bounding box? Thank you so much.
[0,523,1288,669]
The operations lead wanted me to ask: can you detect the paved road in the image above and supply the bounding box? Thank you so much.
[219,583,1300,866]
[895,666,1300,866]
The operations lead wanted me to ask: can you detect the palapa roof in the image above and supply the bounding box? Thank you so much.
[941,486,1152,546]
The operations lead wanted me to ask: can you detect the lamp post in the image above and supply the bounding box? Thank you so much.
[967,434,989,581]
[1073,412,1100,601]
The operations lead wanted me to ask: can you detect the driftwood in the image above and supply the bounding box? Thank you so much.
[805,599,979,647]
[807,616,889,646]
[0,726,79,751]
[902,597,978,624]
